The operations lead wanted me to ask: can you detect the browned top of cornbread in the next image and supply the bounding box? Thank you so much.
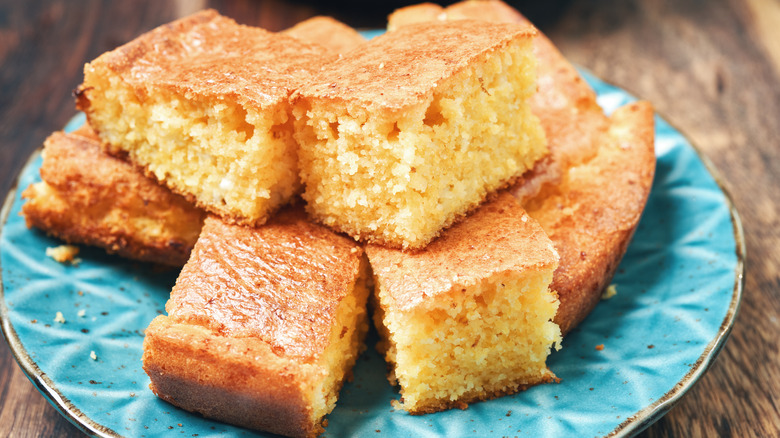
[386,3,446,31]
[81,9,331,109]
[166,208,363,362]
[22,127,205,266]
[366,192,557,311]
[526,101,655,334]
[292,20,536,110]
[282,16,366,54]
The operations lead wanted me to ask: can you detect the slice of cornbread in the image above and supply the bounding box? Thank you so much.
[21,126,205,266]
[76,10,333,226]
[281,16,366,54]
[142,209,370,437]
[292,20,547,249]
[524,101,655,334]
[367,192,561,413]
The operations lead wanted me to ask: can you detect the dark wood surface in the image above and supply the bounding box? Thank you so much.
[1,0,777,436]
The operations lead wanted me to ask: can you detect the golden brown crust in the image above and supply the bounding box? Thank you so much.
[143,318,323,438]
[525,101,656,334]
[167,209,364,363]
[366,192,558,312]
[76,10,332,113]
[386,3,446,31]
[281,16,366,54]
[292,20,536,111]
[21,129,205,266]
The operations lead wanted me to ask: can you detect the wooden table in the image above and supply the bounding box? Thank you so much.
[1,1,777,436]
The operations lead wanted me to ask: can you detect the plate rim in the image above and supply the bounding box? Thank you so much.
[0,94,746,438]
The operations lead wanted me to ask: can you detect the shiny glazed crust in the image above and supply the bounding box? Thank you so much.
[21,127,205,266]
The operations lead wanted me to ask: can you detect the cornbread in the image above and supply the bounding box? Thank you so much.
[367,192,561,413]
[292,20,547,249]
[282,16,366,54]
[524,101,655,334]
[142,209,370,437]
[22,126,205,266]
[389,0,609,199]
[391,1,654,334]
[76,10,333,226]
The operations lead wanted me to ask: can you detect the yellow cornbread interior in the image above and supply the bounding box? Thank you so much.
[294,38,546,249]
[82,68,300,226]
[374,271,561,413]
[308,258,371,428]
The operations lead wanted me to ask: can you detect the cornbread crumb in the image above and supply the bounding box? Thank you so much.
[90,351,97,361]
[46,245,79,263]
[78,309,86,318]
[595,344,604,351]
[54,311,66,324]
[602,284,618,300]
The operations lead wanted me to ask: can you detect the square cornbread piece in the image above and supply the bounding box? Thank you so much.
[292,20,547,249]
[21,126,205,266]
[367,192,561,413]
[142,209,370,438]
[76,10,332,226]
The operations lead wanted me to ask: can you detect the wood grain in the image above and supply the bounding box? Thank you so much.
[1,0,778,437]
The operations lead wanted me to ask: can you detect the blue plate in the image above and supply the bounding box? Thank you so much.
[0,71,743,437]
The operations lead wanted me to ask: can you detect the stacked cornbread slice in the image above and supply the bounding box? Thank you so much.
[76,10,333,226]
[292,20,546,249]
[143,210,370,438]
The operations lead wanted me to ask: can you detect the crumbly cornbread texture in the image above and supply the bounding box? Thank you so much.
[76,10,332,226]
[281,16,366,54]
[292,20,547,249]
[22,126,205,266]
[389,0,609,201]
[142,210,369,438]
[367,192,561,413]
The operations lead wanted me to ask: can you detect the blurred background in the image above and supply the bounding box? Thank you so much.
[1,0,779,437]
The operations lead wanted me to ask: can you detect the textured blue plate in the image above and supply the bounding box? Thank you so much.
[1,71,743,437]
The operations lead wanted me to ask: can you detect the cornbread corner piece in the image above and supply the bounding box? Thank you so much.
[75,10,332,227]
[142,209,370,438]
[21,127,205,266]
[281,16,366,54]
[367,192,561,414]
[292,20,547,249]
